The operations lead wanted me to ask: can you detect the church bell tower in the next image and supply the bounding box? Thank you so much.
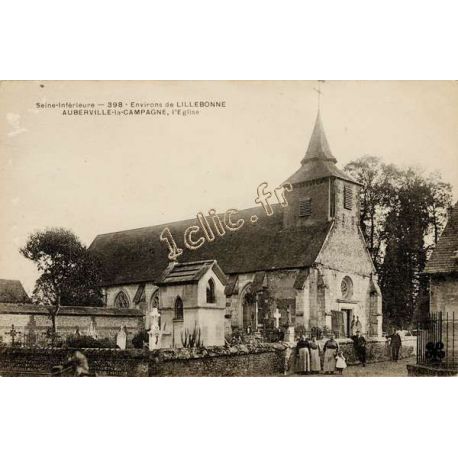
[283,112,361,230]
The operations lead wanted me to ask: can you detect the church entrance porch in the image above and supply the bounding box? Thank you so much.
[342,308,353,337]
[331,309,354,338]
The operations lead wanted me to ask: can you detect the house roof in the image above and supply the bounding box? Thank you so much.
[425,201,458,275]
[89,205,332,287]
[0,279,30,303]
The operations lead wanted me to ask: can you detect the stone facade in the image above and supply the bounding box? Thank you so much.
[429,275,458,315]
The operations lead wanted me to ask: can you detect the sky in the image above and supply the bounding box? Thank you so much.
[1,80,457,294]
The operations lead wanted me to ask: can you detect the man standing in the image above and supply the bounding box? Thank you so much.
[388,330,402,362]
[350,316,357,336]
[355,316,363,334]
[353,331,367,367]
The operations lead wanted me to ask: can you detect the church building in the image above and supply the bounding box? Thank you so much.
[89,112,383,346]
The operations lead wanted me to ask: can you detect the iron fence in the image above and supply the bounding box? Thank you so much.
[417,312,458,369]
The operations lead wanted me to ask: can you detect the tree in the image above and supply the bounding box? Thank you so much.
[20,228,103,334]
[345,158,453,328]
[344,156,389,270]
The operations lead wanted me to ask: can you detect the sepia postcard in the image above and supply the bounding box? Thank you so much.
[0,80,457,377]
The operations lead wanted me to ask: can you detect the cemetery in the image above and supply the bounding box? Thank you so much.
[0,300,414,376]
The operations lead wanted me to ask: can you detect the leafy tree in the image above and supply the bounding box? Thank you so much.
[344,156,390,270]
[345,158,453,328]
[20,228,103,334]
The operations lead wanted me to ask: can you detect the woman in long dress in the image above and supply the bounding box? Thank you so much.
[309,336,321,373]
[323,334,339,374]
[296,335,311,374]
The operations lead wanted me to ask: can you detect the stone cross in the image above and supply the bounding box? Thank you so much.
[87,319,97,339]
[273,308,282,329]
[5,324,20,345]
[148,308,162,350]
[116,326,127,350]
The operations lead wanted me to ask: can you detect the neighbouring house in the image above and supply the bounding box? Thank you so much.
[424,201,458,315]
[89,111,383,346]
[0,279,30,304]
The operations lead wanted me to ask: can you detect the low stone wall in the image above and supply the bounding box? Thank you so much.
[149,343,287,376]
[0,343,287,377]
[0,347,149,376]
[0,338,414,377]
[0,303,144,347]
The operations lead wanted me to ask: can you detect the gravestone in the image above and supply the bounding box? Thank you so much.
[284,326,295,344]
[273,308,282,329]
[116,326,127,350]
[148,308,162,350]
[87,318,98,339]
[25,315,37,346]
[5,324,20,345]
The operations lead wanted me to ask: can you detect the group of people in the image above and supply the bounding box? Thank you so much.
[294,322,404,375]
[295,334,347,375]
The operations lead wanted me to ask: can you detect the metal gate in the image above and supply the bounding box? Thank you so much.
[417,312,458,369]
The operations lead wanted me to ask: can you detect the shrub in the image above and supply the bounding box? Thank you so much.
[181,326,202,348]
[132,330,149,349]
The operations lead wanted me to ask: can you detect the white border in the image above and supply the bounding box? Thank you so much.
[1,1,457,458]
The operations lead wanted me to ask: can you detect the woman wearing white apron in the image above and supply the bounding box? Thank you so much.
[295,335,311,374]
[309,336,321,373]
[323,334,339,374]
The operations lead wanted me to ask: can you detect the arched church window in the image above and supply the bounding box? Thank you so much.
[175,296,184,320]
[242,284,256,331]
[206,278,216,303]
[114,291,130,309]
[150,290,160,309]
[341,276,354,300]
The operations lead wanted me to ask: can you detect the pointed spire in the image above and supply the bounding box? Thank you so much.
[301,111,337,165]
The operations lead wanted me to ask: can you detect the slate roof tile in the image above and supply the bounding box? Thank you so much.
[425,201,458,274]
[90,205,331,286]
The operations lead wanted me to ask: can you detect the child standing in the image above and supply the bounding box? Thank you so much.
[335,350,347,375]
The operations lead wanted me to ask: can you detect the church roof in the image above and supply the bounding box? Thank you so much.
[89,205,332,287]
[0,279,30,304]
[302,111,337,164]
[425,201,458,275]
[284,112,360,186]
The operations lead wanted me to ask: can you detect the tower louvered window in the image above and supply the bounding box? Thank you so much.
[299,198,312,217]
[344,185,353,210]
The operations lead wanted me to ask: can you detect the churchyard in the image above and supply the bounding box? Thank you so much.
[0,319,415,376]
